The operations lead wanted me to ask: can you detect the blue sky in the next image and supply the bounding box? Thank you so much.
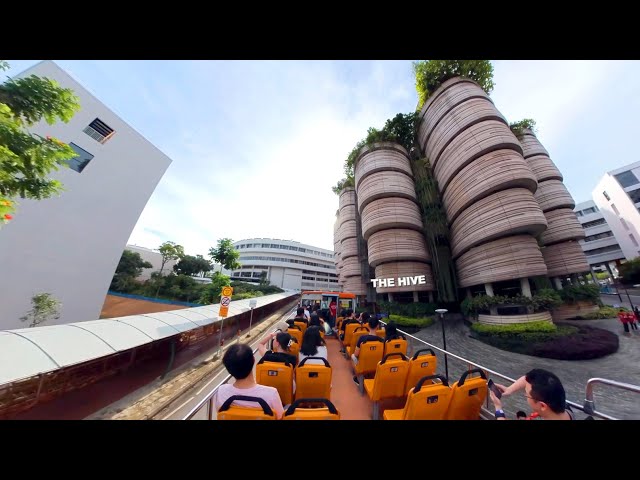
[6,60,640,255]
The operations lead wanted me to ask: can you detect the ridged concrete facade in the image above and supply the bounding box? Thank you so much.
[518,129,589,277]
[417,77,548,289]
[353,143,435,296]
[335,188,367,295]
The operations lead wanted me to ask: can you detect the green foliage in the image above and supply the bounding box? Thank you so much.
[0,61,81,223]
[582,305,629,319]
[558,283,601,304]
[20,293,61,327]
[173,254,212,276]
[389,314,434,328]
[378,301,436,317]
[509,118,537,137]
[114,250,153,278]
[233,291,264,300]
[471,320,557,335]
[332,175,355,194]
[461,289,563,318]
[230,280,284,296]
[413,60,495,109]
[199,271,232,304]
[209,238,241,271]
[157,241,185,275]
[595,271,610,280]
[618,257,640,285]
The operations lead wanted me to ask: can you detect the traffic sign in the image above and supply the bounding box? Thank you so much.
[222,286,233,297]
[219,305,229,317]
[221,296,231,307]
[249,299,257,308]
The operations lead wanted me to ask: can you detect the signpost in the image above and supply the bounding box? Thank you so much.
[435,309,449,382]
[248,298,258,338]
[217,286,233,356]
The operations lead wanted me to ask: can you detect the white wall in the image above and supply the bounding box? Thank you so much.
[125,245,178,280]
[0,61,172,330]
[593,173,640,260]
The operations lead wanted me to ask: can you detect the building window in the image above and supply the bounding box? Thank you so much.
[575,210,583,217]
[584,231,614,242]
[582,207,597,215]
[628,188,640,204]
[620,218,629,230]
[615,171,640,188]
[603,191,610,201]
[67,143,94,173]
[630,234,639,247]
[83,118,115,144]
[583,218,606,228]
[611,204,620,215]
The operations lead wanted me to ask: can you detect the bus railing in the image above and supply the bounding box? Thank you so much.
[183,319,640,420]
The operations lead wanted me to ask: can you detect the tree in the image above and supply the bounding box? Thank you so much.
[110,250,152,292]
[199,272,231,304]
[20,293,61,327]
[209,238,241,271]
[0,60,81,225]
[115,250,153,278]
[158,241,185,275]
[259,271,269,287]
[173,254,212,276]
[619,258,640,285]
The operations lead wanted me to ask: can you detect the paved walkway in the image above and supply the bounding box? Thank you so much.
[411,316,640,419]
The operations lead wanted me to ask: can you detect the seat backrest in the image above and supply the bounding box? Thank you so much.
[354,339,385,376]
[370,353,409,401]
[348,327,369,353]
[293,321,307,334]
[282,398,340,420]
[402,375,452,420]
[383,336,408,358]
[343,322,362,347]
[296,357,332,400]
[288,326,303,345]
[288,339,300,363]
[445,368,488,420]
[406,348,437,394]
[255,360,294,406]
[217,395,277,420]
[376,327,385,338]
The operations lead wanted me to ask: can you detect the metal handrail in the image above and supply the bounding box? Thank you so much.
[583,377,640,419]
[183,305,298,420]
[183,315,640,420]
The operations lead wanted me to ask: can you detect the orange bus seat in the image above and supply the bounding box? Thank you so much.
[288,338,300,363]
[342,322,363,350]
[353,339,384,393]
[293,321,307,335]
[296,357,332,400]
[445,368,487,420]
[282,398,340,420]
[383,375,452,420]
[255,359,294,406]
[346,326,369,358]
[405,348,437,394]
[287,325,303,345]
[217,395,277,420]
[383,336,408,358]
[364,353,409,420]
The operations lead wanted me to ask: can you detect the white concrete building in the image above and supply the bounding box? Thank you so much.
[125,244,179,280]
[573,200,625,276]
[592,162,640,264]
[231,238,339,291]
[0,61,172,330]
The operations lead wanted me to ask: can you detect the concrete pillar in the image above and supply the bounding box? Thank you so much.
[428,291,434,303]
[589,267,599,284]
[484,283,494,296]
[413,291,419,303]
[553,277,563,290]
[484,283,498,315]
[520,277,532,298]
[388,293,394,302]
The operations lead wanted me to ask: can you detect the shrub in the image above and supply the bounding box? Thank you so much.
[558,284,602,305]
[582,305,629,319]
[389,315,434,328]
[461,290,562,318]
[379,301,436,317]
[509,118,537,137]
[413,60,494,109]
[471,321,557,335]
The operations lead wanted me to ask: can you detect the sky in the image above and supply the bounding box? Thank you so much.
[6,60,640,256]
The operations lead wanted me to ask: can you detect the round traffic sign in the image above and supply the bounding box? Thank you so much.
[221,296,231,307]
[222,286,233,297]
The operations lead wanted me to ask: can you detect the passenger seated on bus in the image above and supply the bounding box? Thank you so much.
[489,368,574,420]
[516,411,527,420]
[351,313,383,370]
[214,343,285,419]
[303,305,311,321]
[287,308,308,328]
[308,312,324,329]
[258,331,298,368]
[298,326,328,365]
[339,309,358,341]
[384,321,403,341]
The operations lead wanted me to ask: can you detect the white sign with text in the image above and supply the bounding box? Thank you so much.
[371,275,427,288]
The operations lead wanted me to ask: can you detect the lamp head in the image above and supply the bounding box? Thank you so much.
[435,309,448,315]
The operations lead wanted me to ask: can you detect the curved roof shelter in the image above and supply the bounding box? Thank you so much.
[0,292,294,386]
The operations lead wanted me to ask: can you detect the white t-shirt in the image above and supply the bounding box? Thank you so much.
[298,345,328,366]
[214,383,284,419]
[303,310,310,320]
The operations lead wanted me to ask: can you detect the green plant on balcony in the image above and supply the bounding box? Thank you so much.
[509,118,537,137]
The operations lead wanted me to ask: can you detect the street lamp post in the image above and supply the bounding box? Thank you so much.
[435,308,448,382]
